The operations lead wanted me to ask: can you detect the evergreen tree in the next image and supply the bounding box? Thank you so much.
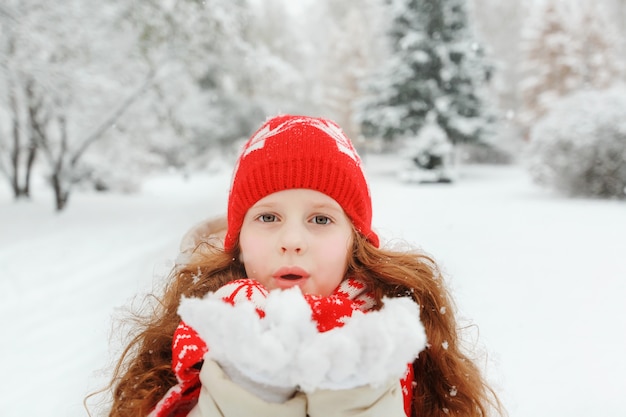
[357,0,493,146]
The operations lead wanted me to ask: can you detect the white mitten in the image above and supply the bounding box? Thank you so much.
[178,279,318,403]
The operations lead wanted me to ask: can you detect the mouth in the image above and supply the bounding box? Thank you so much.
[280,274,303,280]
[272,266,310,281]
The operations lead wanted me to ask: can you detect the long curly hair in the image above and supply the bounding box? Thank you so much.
[97,218,502,417]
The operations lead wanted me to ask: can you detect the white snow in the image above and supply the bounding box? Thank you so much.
[181,285,425,392]
[1,155,625,417]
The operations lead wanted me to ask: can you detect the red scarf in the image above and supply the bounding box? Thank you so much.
[149,279,414,417]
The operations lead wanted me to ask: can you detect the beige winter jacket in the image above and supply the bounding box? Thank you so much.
[188,359,406,417]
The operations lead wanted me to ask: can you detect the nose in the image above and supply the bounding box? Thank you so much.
[278,222,307,255]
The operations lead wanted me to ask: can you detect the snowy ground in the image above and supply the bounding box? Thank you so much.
[1,155,625,417]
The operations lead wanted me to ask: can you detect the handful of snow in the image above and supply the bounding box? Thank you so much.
[178,279,427,392]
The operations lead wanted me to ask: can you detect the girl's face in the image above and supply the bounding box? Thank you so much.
[239,188,353,296]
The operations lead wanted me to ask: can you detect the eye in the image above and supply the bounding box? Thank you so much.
[312,215,331,225]
[258,214,277,223]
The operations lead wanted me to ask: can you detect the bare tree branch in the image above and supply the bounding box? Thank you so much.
[69,68,158,168]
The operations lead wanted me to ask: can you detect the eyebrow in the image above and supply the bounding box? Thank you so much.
[310,202,344,213]
[250,201,344,213]
[249,202,277,211]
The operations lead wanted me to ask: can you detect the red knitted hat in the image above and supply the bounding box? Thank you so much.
[224,114,379,251]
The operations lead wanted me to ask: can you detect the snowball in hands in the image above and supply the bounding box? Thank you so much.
[294,295,426,392]
[178,280,305,402]
[178,281,427,399]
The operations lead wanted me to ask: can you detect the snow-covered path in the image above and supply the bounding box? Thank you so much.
[1,160,624,417]
[0,172,231,416]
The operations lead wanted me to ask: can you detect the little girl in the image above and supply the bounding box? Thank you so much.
[103,115,502,417]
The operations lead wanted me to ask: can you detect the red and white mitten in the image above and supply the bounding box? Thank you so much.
[149,279,269,417]
[148,322,207,417]
[178,279,312,403]
[308,279,417,416]
[294,291,426,394]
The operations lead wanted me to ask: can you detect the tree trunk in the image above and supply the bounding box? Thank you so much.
[52,115,69,211]
[51,172,69,211]
[9,81,24,199]
[23,140,37,197]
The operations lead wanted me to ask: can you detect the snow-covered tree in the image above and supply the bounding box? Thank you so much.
[112,0,258,170]
[526,85,626,199]
[0,0,148,208]
[607,0,626,59]
[304,0,391,141]
[241,0,392,143]
[356,0,494,147]
[0,0,257,210]
[241,0,314,117]
[518,1,623,137]
[518,2,580,136]
[0,4,36,199]
[577,2,623,88]
[468,0,525,113]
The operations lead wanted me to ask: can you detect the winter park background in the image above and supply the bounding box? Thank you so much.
[2,1,626,417]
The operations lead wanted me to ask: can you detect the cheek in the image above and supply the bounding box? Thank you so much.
[239,234,266,271]
[320,234,352,270]
[312,235,352,296]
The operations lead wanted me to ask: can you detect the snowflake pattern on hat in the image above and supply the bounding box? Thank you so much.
[241,116,361,162]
